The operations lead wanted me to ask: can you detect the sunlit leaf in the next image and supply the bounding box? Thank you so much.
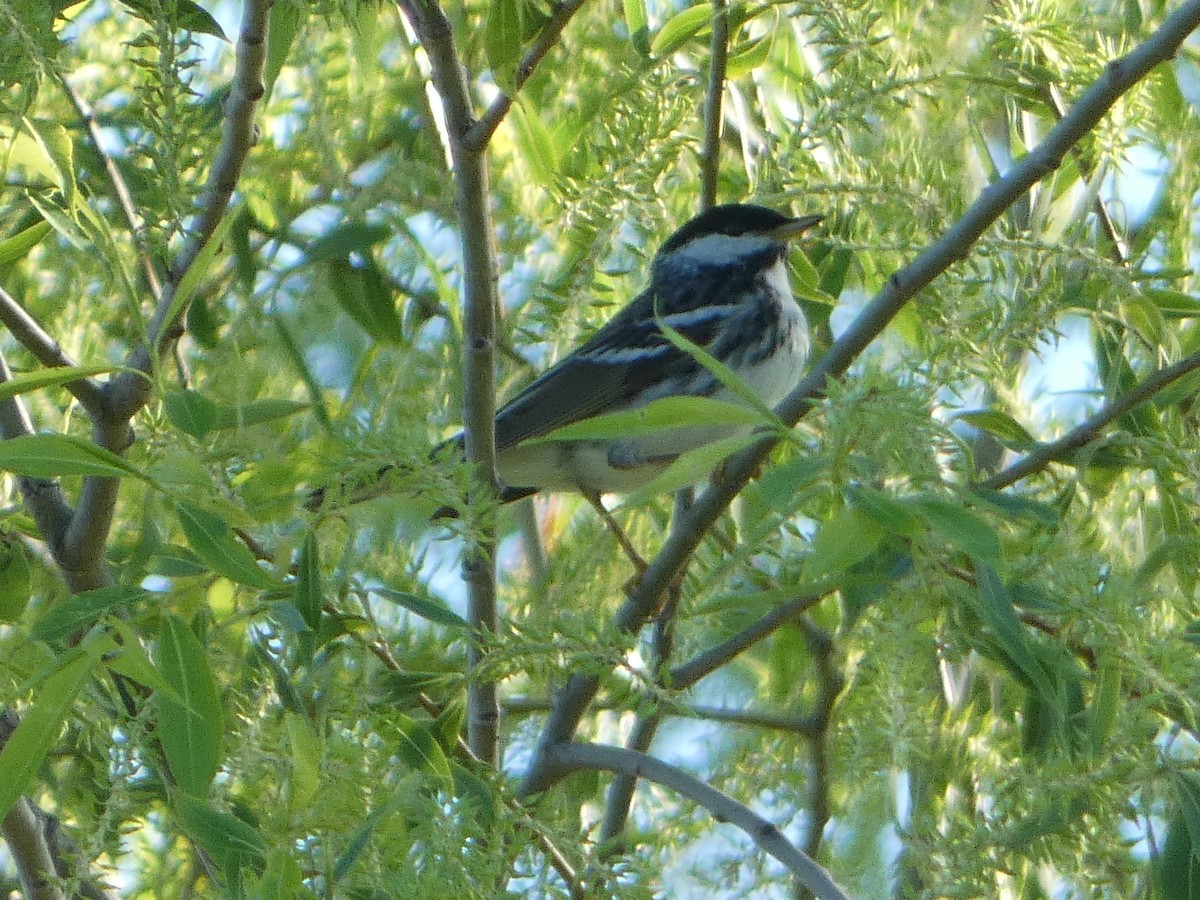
[157,613,224,797]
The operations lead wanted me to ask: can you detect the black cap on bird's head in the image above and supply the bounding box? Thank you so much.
[657,203,823,257]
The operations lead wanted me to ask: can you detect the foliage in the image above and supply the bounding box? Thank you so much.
[0,0,1199,897]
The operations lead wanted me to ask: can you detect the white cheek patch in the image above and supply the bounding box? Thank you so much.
[676,233,773,266]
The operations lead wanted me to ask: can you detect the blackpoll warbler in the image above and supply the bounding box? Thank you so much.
[308,203,822,510]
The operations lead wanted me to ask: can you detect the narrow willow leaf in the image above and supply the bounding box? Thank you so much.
[174,502,278,590]
[326,258,403,344]
[157,613,224,797]
[304,222,390,265]
[651,4,710,56]
[530,395,761,443]
[285,711,321,815]
[30,586,148,642]
[804,507,885,581]
[0,433,151,481]
[165,206,240,343]
[372,586,467,629]
[955,408,1037,450]
[394,714,453,787]
[0,364,118,403]
[623,0,649,54]
[294,532,322,630]
[175,795,267,866]
[622,433,756,504]
[117,0,228,38]
[912,495,1002,564]
[165,389,219,439]
[264,0,301,102]
[485,0,524,91]
[0,652,93,819]
[0,220,52,266]
[209,399,308,430]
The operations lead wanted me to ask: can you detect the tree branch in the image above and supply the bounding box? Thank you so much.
[0,283,106,418]
[671,590,829,689]
[463,0,591,151]
[401,0,502,766]
[699,0,729,210]
[520,0,1200,798]
[978,347,1200,491]
[544,742,852,900]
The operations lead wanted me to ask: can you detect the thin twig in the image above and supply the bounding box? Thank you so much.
[699,0,729,210]
[58,77,164,302]
[978,347,1200,490]
[796,620,842,898]
[463,0,591,151]
[0,283,106,417]
[671,591,829,689]
[544,742,852,900]
[505,696,823,735]
[520,1,1200,798]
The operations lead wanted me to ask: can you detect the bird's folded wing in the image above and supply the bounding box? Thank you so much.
[493,289,724,452]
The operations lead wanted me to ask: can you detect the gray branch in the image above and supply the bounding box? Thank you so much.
[979,347,1200,491]
[544,742,852,900]
[0,284,106,418]
[401,0,502,765]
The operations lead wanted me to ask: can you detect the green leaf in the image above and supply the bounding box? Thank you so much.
[0,363,119,403]
[117,0,228,39]
[174,502,278,590]
[22,118,75,205]
[651,4,710,56]
[156,613,224,797]
[658,321,785,422]
[284,711,321,815]
[622,433,756,503]
[1156,808,1200,900]
[850,485,922,537]
[164,389,219,439]
[25,194,88,251]
[294,532,322,630]
[394,713,453,788]
[485,0,524,91]
[30,586,148,643]
[151,544,209,577]
[326,258,403,344]
[210,399,308,430]
[451,761,499,827]
[623,0,649,54]
[103,619,184,704]
[1145,288,1200,318]
[912,494,1002,564]
[0,433,151,481]
[304,223,391,266]
[175,795,266,868]
[967,566,1053,698]
[372,586,468,629]
[255,849,308,899]
[510,102,559,186]
[726,34,771,77]
[955,408,1037,451]
[165,205,240,346]
[531,395,762,443]
[264,0,301,102]
[804,506,885,582]
[0,220,52,267]
[0,651,94,820]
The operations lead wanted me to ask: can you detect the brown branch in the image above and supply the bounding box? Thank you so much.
[978,347,1200,491]
[520,0,1200,798]
[544,742,852,900]
[699,0,729,210]
[463,0,591,151]
[0,283,106,418]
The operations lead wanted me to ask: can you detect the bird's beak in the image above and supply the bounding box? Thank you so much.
[770,214,824,241]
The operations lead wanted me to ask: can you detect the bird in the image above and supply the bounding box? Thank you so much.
[307,203,822,512]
